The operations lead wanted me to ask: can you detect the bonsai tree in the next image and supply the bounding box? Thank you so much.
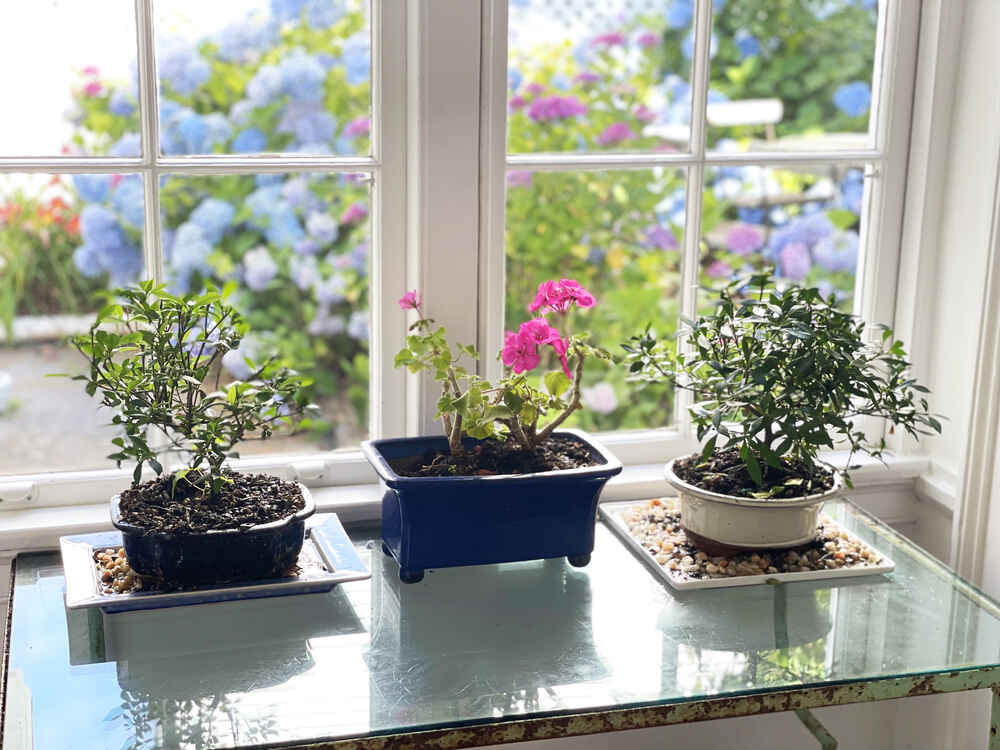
[623,272,941,497]
[68,281,315,499]
[393,279,610,460]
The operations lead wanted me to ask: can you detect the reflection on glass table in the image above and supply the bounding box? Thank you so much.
[5,501,1000,749]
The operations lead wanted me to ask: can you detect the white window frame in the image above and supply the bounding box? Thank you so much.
[0,0,408,509]
[475,0,922,466]
[0,0,928,521]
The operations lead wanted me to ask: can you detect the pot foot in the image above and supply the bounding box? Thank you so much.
[399,567,424,584]
[567,553,591,568]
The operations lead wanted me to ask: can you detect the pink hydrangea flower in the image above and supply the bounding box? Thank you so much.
[529,278,595,314]
[636,31,659,49]
[524,82,544,96]
[780,242,812,281]
[574,71,601,86]
[592,32,625,47]
[725,224,764,255]
[398,290,421,310]
[634,104,656,122]
[705,260,732,279]
[344,117,370,138]
[507,171,533,188]
[528,95,587,123]
[645,225,677,250]
[82,65,99,77]
[582,382,618,414]
[83,81,102,97]
[509,95,527,110]
[340,201,368,225]
[597,122,637,146]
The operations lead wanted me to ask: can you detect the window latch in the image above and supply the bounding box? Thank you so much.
[0,481,38,508]
[291,459,329,484]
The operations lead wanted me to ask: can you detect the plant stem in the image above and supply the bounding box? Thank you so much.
[535,349,585,446]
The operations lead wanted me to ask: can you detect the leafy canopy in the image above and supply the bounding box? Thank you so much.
[67,281,316,498]
[623,272,941,491]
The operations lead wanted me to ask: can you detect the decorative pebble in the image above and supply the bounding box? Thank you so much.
[619,499,886,582]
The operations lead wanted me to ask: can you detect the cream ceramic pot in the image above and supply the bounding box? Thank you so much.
[664,457,843,553]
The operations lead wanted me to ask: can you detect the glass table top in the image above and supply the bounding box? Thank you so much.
[5,499,1000,750]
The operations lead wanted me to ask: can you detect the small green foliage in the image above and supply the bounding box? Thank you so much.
[395,284,607,455]
[623,272,942,487]
[67,281,317,498]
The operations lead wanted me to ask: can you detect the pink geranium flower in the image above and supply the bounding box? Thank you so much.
[501,329,541,374]
[83,81,102,97]
[529,278,595,314]
[340,202,368,225]
[501,318,572,378]
[398,290,421,310]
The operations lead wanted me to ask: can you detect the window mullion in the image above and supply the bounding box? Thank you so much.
[675,0,714,435]
[134,0,163,282]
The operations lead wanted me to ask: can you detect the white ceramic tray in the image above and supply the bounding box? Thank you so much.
[61,513,370,612]
[600,500,895,591]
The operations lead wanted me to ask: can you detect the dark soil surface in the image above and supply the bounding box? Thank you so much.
[391,435,599,477]
[674,447,834,499]
[119,470,304,534]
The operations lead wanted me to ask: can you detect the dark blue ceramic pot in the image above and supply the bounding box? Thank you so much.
[110,484,315,585]
[361,429,622,583]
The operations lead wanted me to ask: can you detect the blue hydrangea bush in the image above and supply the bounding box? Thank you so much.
[66,0,373,441]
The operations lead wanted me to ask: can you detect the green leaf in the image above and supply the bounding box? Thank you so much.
[826,208,858,230]
[740,443,763,487]
[543,370,571,398]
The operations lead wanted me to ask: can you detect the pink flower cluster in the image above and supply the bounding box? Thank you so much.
[527,96,587,123]
[597,122,637,146]
[82,65,102,97]
[398,290,421,310]
[529,278,595,314]
[340,201,368,225]
[502,318,570,378]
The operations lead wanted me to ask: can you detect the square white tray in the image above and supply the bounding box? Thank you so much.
[599,500,895,591]
[61,513,370,612]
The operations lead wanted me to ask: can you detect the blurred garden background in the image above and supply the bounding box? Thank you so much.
[0,0,876,473]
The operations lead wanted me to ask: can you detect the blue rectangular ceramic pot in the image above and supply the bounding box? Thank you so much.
[361,428,622,582]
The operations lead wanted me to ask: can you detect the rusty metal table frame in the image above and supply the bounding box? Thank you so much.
[258,667,1000,750]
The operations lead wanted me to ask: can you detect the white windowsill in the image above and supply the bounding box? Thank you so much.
[0,453,930,554]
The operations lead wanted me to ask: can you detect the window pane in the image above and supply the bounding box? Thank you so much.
[0,174,145,474]
[707,0,879,151]
[154,1,371,156]
[505,168,685,430]
[0,2,138,157]
[507,1,693,153]
[161,172,371,453]
[699,164,865,308]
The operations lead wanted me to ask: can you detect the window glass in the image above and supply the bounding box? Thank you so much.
[161,172,371,454]
[154,0,371,156]
[698,164,865,309]
[0,2,138,157]
[507,0,694,153]
[505,168,685,431]
[707,0,879,151]
[0,174,145,473]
